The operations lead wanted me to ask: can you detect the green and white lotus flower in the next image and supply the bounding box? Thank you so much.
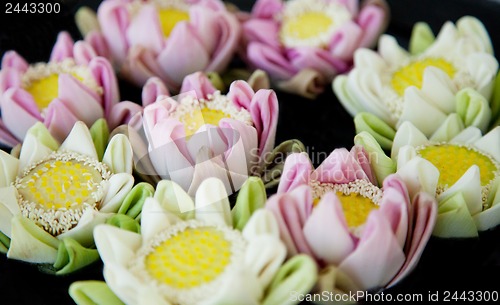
[0,120,154,274]
[356,121,500,238]
[69,177,317,305]
[334,16,500,150]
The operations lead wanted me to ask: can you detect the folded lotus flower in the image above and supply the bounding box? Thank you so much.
[0,120,154,274]
[387,121,500,238]
[114,71,305,195]
[79,0,240,91]
[267,149,437,295]
[335,16,499,149]
[69,177,317,305]
[0,32,120,147]
[241,0,389,98]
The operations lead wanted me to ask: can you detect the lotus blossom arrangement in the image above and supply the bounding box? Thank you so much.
[0,32,120,147]
[266,149,437,295]
[78,0,241,91]
[334,16,500,149]
[241,0,389,98]
[372,121,500,238]
[115,71,306,193]
[69,177,317,305]
[0,120,154,274]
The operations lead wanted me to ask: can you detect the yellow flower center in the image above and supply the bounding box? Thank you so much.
[172,92,253,137]
[25,73,85,111]
[391,58,456,96]
[282,12,333,41]
[136,220,246,305]
[311,179,382,232]
[15,151,110,235]
[417,144,499,191]
[158,8,189,37]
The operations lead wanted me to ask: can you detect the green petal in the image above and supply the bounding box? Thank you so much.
[429,113,465,142]
[26,122,59,151]
[353,132,395,186]
[354,112,395,150]
[90,119,110,162]
[106,214,141,234]
[232,177,267,231]
[456,88,492,132]
[490,71,500,126]
[117,182,154,220]
[7,215,60,263]
[0,230,10,254]
[260,139,306,189]
[51,238,100,275]
[409,22,435,55]
[433,192,479,238]
[75,6,100,37]
[262,255,317,305]
[206,71,226,92]
[69,281,125,305]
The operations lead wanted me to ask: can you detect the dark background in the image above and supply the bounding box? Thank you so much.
[0,0,499,304]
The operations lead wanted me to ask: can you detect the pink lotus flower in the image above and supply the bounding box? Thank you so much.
[267,149,437,293]
[241,0,389,98]
[124,71,278,196]
[84,0,240,91]
[0,32,119,147]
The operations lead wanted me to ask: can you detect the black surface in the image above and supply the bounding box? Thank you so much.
[0,0,499,304]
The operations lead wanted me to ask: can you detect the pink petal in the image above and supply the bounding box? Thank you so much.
[356,3,387,48]
[58,73,104,125]
[50,31,75,62]
[219,118,259,175]
[251,0,284,19]
[1,88,42,140]
[89,57,120,117]
[73,41,99,65]
[379,185,409,249]
[158,23,210,87]
[266,185,314,256]
[1,51,28,72]
[142,77,170,107]
[125,4,164,53]
[142,99,177,138]
[188,149,234,196]
[243,19,281,51]
[97,0,131,63]
[328,21,363,61]
[277,153,313,193]
[0,68,23,92]
[247,42,295,80]
[227,80,255,110]
[388,192,437,287]
[287,47,349,79]
[303,192,355,265]
[339,211,406,290]
[108,101,143,129]
[179,72,216,99]
[44,98,81,141]
[349,145,376,185]
[313,148,369,184]
[249,89,278,159]
[0,119,20,147]
[85,31,112,60]
[188,0,225,11]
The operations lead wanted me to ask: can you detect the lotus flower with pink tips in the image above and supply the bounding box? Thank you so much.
[0,31,119,147]
[266,149,437,294]
[83,0,240,91]
[241,0,389,98]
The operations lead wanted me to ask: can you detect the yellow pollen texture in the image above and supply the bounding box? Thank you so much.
[391,58,456,96]
[281,12,333,41]
[336,192,379,228]
[158,8,189,37]
[17,160,102,210]
[181,108,230,136]
[418,144,498,189]
[26,72,85,111]
[145,227,232,289]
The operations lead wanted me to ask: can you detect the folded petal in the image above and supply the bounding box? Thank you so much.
[179,71,216,99]
[50,31,75,62]
[243,19,280,50]
[247,42,295,80]
[89,57,120,118]
[142,77,169,107]
[433,192,478,238]
[251,0,283,19]
[354,112,396,150]
[288,47,348,79]
[154,179,195,219]
[473,126,500,162]
[1,88,42,140]
[125,5,164,53]
[140,197,179,243]
[17,130,53,173]
[44,99,84,143]
[94,223,142,267]
[391,121,429,159]
[0,150,19,187]
[396,157,439,199]
[456,88,492,132]
[242,209,280,240]
[103,134,133,174]
[1,51,29,71]
[227,80,255,110]
[328,21,363,61]
[57,209,111,247]
[0,186,21,237]
[69,281,125,305]
[313,148,369,184]
[429,113,465,142]
[277,153,312,193]
[356,3,387,48]
[244,234,286,288]
[97,0,131,63]
[100,173,135,213]
[59,121,98,159]
[438,165,482,216]
[194,177,232,227]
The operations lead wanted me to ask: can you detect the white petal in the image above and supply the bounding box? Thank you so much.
[154,179,195,218]
[395,145,417,170]
[58,209,111,247]
[439,165,482,216]
[473,126,500,162]
[353,48,386,71]
[457,16,493,54]
[450,126,483,144]
[425,22,458,57]
[242,209,280,240]
[420,67,457,114]
[397,157,439,199]
[378,35,409,64]
[0,150,19,187]
[0,186,21,237]
[391,121,428,159]
[94,224,142,267]
[466,53,498,96]
[140,197,178,243]
[18,132,53,174]
[59,121,98,159]
[100,173,135,213]
[429,113,465,142]
[244,235,286,289]
[103,134,134,174]
[194,177,232,227]
[473,204,500,231]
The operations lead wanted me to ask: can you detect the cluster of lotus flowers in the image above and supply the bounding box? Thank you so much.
[0,0,499,304]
